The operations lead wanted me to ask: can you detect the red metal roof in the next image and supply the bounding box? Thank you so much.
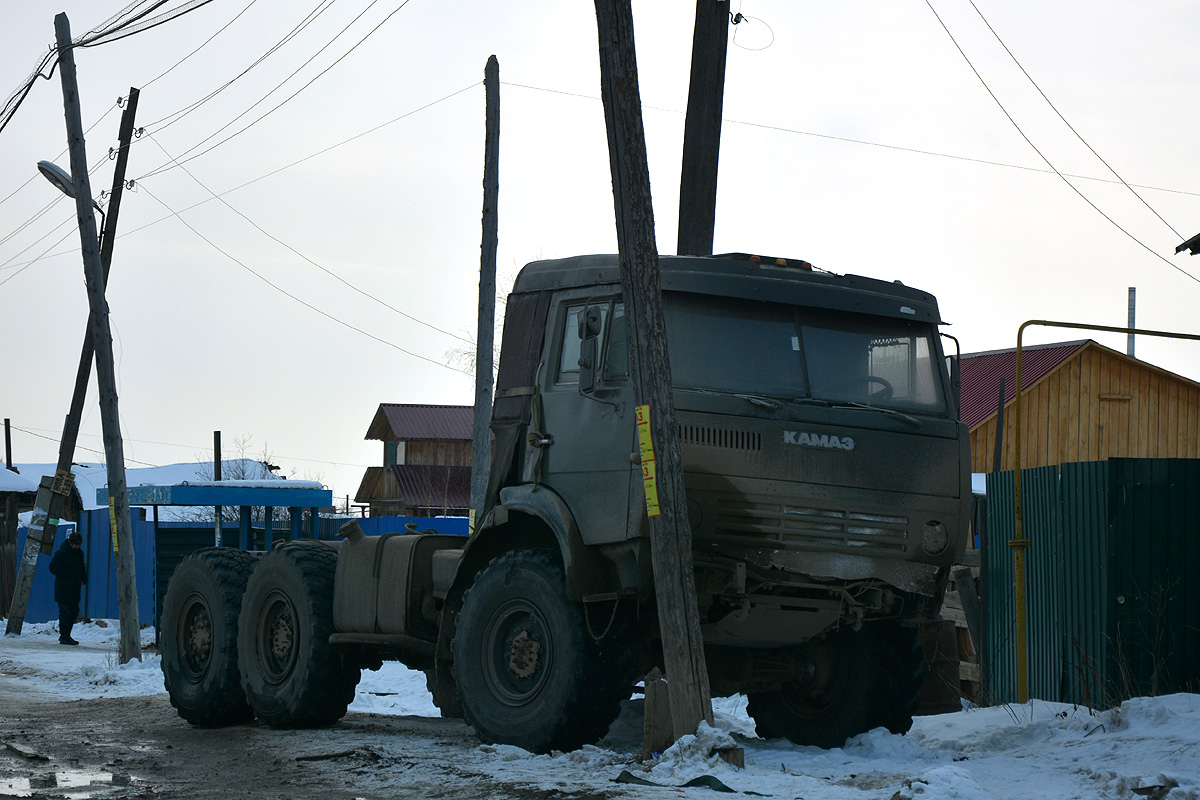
[390,464,471,511]
[959,340,1089,429]
[365,404,474,441]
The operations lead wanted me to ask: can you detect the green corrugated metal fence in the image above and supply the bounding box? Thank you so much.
[985,458,1199,706]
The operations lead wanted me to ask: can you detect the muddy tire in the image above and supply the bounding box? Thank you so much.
[747,623,925,748]
[237,542,360,728]
[453,549,632,753]
[161,548,258,726]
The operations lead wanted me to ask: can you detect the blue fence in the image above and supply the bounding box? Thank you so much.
[14,513,468,627]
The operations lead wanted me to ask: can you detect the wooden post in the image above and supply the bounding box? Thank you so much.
[677,0,730,256]
[213,430,222,547]
[593,0,714,744]
[54,13,140,663]
[5,84,141,636]
[470,56,500,530]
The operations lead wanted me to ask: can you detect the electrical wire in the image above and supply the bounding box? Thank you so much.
[925,0,1200,284]
[143,0,341,132]
[12,424,373,470]
[9,424,162,468]
[499,81,1200,200]
[146,132,471,344]
[135,181,472,375]
[140,0,261,90]
[138,0,413,181]
[0,83,477,280]
[964,0,1181,239]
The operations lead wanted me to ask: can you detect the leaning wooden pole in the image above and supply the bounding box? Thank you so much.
[54,13,140,663]
[470,56,500,528]
[6,86,140,636]
[592,0,714,743]
[677,0,730,256]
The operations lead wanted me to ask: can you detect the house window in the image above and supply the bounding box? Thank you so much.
[384,441,406,467]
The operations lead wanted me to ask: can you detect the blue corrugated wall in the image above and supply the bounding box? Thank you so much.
[14,513,467,626]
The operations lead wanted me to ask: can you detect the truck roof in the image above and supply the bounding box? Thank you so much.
[511,253,944,324]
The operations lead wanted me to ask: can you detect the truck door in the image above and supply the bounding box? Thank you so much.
[538,297,635,544]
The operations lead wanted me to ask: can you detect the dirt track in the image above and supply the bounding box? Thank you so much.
[0,691,625,800]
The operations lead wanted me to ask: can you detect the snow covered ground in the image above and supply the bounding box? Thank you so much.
[2,619,1197,799]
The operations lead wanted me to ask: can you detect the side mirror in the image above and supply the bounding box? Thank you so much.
[578,306,603,393]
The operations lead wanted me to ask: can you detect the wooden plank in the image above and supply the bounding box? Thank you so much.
[959,661,981,682]
[1067,356,1082,463]
[1138,366,1151,458]
[1168,380,1180,457]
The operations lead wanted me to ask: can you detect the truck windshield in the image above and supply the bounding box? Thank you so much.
[661,293,947,414]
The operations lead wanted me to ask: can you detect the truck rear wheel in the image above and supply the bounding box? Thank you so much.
[161,548,257,726]
[237,542,360,728]
[746,623,924,748]
[453,548,631,753]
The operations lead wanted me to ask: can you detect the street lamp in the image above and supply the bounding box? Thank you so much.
[38,159,105,240]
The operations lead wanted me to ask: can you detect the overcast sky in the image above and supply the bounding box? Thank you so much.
[3,0,1199,501]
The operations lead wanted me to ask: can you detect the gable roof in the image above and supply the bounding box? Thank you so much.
[365,404,474,441]
[390,464,471,510]
[959,340,1089,429]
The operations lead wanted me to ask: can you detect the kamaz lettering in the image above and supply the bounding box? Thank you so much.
[783,430,856,451]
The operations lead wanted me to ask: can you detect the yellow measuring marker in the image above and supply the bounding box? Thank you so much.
[635,404,661,517]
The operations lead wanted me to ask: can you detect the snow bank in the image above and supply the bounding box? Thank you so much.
[3,618,1198,799]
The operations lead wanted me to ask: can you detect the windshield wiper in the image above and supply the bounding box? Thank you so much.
[837,401,923,428]
[678,387,784,410]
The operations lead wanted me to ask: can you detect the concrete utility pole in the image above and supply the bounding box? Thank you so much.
[54,13,140,663]
[677,0,730,257]
[6,83,141,637]
[592,0,714,744]
[470,55,500,529]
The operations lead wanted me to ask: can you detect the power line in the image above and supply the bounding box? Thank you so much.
[0,0,218,137]
[140,0,261,91]
[144,0,341,132]
[964,0,1182,240]
[501,80,1200,200]
[137,0,414,181]
[12,423,373,470]
[146,132,471,344]
[136,181,472,376]
[0,83,478,280]
[9,424,162,468]
[923,0,1200,286]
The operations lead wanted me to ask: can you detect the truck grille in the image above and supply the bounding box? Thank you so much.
[680,425,762,452]
[699,496,909,555]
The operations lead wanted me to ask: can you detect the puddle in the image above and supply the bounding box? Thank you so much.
[1,769,135,797]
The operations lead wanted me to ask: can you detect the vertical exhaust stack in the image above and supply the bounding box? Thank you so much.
[1128,287,1136,358]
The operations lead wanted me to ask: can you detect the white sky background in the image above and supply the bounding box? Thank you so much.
[3,0,1200,500]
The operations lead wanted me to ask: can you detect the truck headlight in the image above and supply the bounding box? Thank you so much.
[921,521,949,556]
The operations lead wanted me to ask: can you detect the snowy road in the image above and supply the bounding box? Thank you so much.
[1,620,1197,799]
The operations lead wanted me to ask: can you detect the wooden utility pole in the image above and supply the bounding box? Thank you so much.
[592,0,714,744]
[54,13,140,663]
[214,430,222,546]
[470,56,500,529]
[5,84,141,637]
[677,0,730,256]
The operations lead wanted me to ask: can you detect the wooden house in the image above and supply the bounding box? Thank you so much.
[354,404,474,517]
[960,339,1200,473]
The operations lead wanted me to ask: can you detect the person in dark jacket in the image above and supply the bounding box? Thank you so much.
[48,531,87,645]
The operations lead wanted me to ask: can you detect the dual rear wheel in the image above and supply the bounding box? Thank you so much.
[161,543,359,729]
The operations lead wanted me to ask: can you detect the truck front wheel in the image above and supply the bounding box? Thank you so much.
[161,548,258,726]
[453,549,630,753]
[746,623,924,748]
[237,542,360,728]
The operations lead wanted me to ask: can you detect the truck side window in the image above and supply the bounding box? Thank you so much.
[603,304,628,380]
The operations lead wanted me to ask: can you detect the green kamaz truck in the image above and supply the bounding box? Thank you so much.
[161,252,968,752]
